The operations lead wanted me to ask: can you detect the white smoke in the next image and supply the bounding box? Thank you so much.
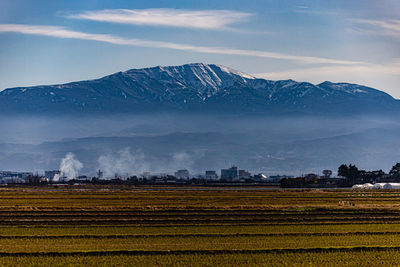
[97,147,205,178]
[53,152,83,181]
[172,152,201,170]
[97,148,150,178]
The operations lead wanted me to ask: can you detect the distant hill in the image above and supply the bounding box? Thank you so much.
[1,127,400,175]
[0,63,398,115]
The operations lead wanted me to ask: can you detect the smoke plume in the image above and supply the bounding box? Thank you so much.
[97,148,205,178]
[97,148,150,178]
[53,152,83,181]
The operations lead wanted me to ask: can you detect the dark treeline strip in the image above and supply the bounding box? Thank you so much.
[2,213,400,220]
[6,221,400,228]
[0,210,399,216]
[2,246,400,257]
[0,210,399,218]
[2,194,400,201]
[2,216,400,225]
[3,197,400,202]
[0,220,400,226]
[5,219,400,227]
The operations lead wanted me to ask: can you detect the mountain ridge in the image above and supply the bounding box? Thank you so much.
[0,63,398,115]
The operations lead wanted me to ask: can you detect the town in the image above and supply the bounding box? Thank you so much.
[1,163,400,188]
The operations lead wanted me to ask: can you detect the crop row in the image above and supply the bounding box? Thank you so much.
[2,231,400,240]
[2,249,400,267]
[1,189,400,209]
[1,233,400,252]
[1,187,399,266]
[2,223,400,236]
[0,209,398,215]
[2,216,400,226]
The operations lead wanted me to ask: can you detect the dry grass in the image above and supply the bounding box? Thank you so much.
[0,186,399,265]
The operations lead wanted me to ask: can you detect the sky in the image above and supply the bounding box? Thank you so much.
[0,0,399,97]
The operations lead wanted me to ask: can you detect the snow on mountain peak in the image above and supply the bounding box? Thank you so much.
[318,81,375,95]
[124,63,255,97]
[213,64,255,79]
[0,63,397,115]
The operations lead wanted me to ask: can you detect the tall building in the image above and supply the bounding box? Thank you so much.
[221,166,238,181]
[205,170,218,180]
[175,169,190,179]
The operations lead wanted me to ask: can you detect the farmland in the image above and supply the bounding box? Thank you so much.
[2,187,400,266]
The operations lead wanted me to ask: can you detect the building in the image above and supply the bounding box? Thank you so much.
[0,171,33,179]
[305,173,318,181]
[0,171,33,183]
[268,175,293,183]
[175,169,190,179]
[221,166,238,181]
[318,177,346,188]
[26,175,47,184]
[238,170,251,179]
[76,175,89,181]
[45,170,60,180]
[141,172,151,179]
[205,170,218,180]
[254,173,268,181]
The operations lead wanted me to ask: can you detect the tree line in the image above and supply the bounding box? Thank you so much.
[338,162,400,184]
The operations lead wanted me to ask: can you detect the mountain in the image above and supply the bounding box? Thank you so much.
[0,63,398,115]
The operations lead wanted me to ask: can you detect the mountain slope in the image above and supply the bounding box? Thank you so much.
[0,63,398,114]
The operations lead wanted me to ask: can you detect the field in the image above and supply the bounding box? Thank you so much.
[2,186,400,266]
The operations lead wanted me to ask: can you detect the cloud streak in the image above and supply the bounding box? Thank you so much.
[349,19,400,38]
[0,24,366,65]
[65,8,252,30]
[254,61,400,78]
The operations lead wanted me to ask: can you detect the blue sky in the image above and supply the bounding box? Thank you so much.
[0,0,399,97]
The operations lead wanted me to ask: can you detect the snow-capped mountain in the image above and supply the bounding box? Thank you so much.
[0,63,398,114]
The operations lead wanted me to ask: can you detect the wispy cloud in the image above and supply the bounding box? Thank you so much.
[254,62,400,80]
[293,7,338,16]
[65,8,252,30]
[296,5,310,10]
[349,19,400,37]
[0,24,366,65]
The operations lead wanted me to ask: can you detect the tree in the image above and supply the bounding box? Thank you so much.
[389,163,400,177]
[338,164,349,178]
[322,170,332,178]
[348,164,359,183]
[359,169,385,183]
[338,164,359,185]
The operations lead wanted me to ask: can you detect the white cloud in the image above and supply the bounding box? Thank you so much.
[293,7,338,16]
[253,60,400,98]
[65,8,251,30]
[349,19,400,37]
[0,24,366,65]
